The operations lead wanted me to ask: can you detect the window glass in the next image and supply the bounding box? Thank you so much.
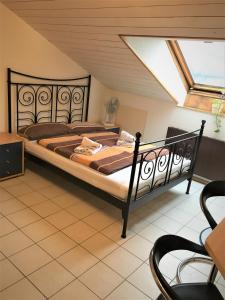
[178,40,225,88]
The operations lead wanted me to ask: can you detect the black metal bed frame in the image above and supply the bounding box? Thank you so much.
[7,68,91,132]
[8,68,206,238]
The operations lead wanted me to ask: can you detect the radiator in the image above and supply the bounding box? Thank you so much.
[166,127,225,181]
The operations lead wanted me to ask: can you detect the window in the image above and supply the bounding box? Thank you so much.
[168,40,225,99]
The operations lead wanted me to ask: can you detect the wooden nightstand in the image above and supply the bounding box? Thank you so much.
[104,125,120,134]
[0,133,24,181]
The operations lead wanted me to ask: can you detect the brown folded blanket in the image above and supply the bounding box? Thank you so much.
[90,151,133,175]
[81,131,119,146]
[38,134,169,175]
[88,147,169,175]
[38,135,82,159]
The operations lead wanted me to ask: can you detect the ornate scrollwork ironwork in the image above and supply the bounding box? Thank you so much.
[172,144,183,166]
[56,86,85,123]
[157,149,170,173]
[9,69,91,131]
[135,141,195,197]
[140,147,170,182]
[72,87,84,105]
[58,86,71,105]
[17,84,53,126]
[141,159,155,181]
[140,149,157,181]
[18,85,35,106]
[37,86,52,105]
[185,143,194,160]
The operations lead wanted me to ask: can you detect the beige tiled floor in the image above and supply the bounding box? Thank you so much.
[0,162,224,299]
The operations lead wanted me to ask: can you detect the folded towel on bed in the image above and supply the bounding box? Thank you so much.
[74,137,102,155]
[117,130,135,147]
[120,130,135,142]
[116,140,135,147]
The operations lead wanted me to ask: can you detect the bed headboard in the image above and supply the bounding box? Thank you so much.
[7,68,91,133]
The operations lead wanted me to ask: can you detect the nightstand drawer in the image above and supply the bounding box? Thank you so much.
[0,141,23,180]
[0,163,22,178]
[0,142,22,160]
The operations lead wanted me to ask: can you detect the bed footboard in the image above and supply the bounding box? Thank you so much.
[121,120,206,238]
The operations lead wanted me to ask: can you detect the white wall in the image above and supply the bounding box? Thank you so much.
[104,88,225,142]
[125,37,186,105]
[0,2,105,132]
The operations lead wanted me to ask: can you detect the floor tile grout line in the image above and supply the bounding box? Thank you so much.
[136,206,202,245]
[3,234,79,298]
[1,185,200,264]
[0,200,28,217]
[47,273,101,300]
[78,263,125,300]
[26,189,116,224]
[2,208,128,287]
[2,199,198,296]
[2,181,106,232]
[0,176,27,188]
[0,217,20,238]
[135,195,213,278]
[0,250,6,261]
[3,171,176,245]
[1,201,81,259]
[7,238,78,278]
[7,226,77,259]
[78,278,102,300]
[2,167,136,238]
[1,185,35,199]
[161,206,197,224]
[1,171,210,298]
[0,196,17,205]
[0,257,47,299]
[2,221,129,298]
[3,221,145,298]
[2,203,120,262]
[102,261,153,300]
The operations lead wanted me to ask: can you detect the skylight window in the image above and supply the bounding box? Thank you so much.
[169,40,225,97]
[122,35,225,112]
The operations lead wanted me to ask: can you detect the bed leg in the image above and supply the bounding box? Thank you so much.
[186,178,192,194]
[121,208,129,239]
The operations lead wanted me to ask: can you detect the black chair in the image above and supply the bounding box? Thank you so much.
[176,180,225,283]
[200,180,225,230]
[149,234,224,300]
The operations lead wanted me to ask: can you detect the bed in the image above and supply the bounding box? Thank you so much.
[8,68,206,238]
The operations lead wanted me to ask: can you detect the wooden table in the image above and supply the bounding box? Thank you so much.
[205,217,225,279]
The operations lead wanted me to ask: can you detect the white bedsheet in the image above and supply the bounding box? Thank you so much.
[24,140,190,201]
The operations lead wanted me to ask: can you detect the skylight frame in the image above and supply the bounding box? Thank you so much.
[167,40,225,100]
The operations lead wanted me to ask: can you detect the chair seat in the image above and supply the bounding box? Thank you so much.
[157,282,224,300]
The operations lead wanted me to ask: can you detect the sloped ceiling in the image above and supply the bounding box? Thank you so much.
[1,0,225,102]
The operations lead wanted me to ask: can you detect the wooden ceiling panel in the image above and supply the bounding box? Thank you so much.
[2,0,225,101]
[22,16,225,29]
[7,4,225,19]
[3,0,224,9]
[29,23,225,38]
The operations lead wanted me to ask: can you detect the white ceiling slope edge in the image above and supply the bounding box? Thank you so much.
[2,0,225,102]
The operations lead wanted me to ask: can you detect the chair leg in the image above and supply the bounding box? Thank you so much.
[186,178,192,194]
[176,257,213,284]
[121,208,129,239]
[208,264,218,284]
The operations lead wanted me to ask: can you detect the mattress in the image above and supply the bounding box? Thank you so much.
[24,140,190,201]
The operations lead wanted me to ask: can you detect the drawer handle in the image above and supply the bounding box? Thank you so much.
[6,160,10,164]
[6,171,10,175]
[5,149,10,153]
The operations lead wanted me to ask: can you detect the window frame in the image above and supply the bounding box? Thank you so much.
[167,40,225,100]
